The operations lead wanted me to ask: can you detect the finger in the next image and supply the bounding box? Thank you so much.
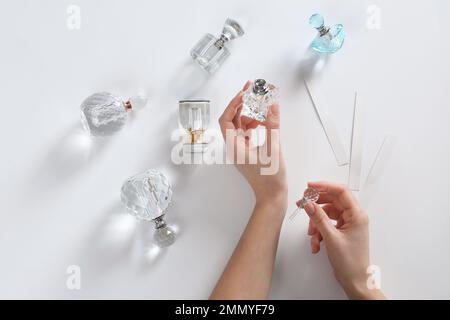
[232,104,243,129]
[308,181,359,211]
[263,104,280,151]
[304,202,336,241]
[263,104,280,130]
[246,120,259,130]
[316,192,334,205]
[243,80,252,91]
[308,219,317,235]
[311,235,321,254]
[321,203,342,221]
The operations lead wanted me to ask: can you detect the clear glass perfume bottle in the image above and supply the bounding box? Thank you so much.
[241,79,279,122]
[80,92,148,136]
[121,169,176,247]
[191,18,244,74]
[179,100,210,153]
[289,187,320,220]
[309,13,345,53]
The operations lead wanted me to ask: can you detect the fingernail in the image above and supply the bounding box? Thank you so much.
[304,202,315,217]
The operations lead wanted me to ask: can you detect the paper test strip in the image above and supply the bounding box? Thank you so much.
[348,92,364,191]
[304,79,349,166]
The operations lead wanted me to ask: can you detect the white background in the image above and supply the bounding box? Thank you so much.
[1,0,449,299]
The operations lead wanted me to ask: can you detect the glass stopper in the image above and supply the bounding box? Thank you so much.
[128,95,149,110]
[153,216,176,247]
[309,14,325,30]
[289,187,320,220]
[222,18,245,41]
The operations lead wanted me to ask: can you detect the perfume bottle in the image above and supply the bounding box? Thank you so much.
[191,18,244,74]
[241,79,279,122]
[80,92,148,136]
[179,100,210,153]
[309,14,345,53]
[121,169,176,247]
[289,187,320,220]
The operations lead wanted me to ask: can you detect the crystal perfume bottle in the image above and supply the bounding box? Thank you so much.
[309,14,345,53]
[241,79,279,122]
[191,18,244,74]
[179,100,210,153]
[80,92,147,136]
[121,169,176,247]
[289,187,320,220]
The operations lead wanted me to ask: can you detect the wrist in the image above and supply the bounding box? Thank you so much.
[342,278,385,300]
[255,190,287,211]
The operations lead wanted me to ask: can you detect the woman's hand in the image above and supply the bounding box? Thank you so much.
[303,181,385,299]
[218,81,287,210]
[210,81,288,299]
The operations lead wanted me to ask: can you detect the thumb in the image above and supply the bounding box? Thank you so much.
[264,104,280,130]
[304,202,336,241]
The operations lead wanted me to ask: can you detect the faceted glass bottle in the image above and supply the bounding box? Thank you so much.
[191,18,244,74]
[121,169,176,247]
[309,14,345,53]
[80,92,147,136]
[241,79,279,122]
[179,100,210,153]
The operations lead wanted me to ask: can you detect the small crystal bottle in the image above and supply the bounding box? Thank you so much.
[191,18,244,74]
[121,169,176,247]
[80,92,147,136]
[179,100,210,153]
[289,187,320,220]
[309,14,345,53]
[241,79,279,122]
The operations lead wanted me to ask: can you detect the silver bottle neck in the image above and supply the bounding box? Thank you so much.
[153,216,167,229]
[214,34,229,50]
[253,79,269,95]
[318,25,330,36]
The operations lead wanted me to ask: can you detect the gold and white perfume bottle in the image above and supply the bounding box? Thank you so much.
[179,100,210,153]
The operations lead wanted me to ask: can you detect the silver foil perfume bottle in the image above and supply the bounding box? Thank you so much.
[179,100,210,153]
[121,169,176,247]
[80,92,148,136]
[242,79,279,122]
[190,18,244,74]
[289,187,320,220]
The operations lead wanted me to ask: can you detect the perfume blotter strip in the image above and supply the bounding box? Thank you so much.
[304,79,349,166]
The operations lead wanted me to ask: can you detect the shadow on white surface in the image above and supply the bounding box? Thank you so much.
[168,58,211,99]
[80,203,136,273]
[80,202,180,277]
[26,123,110,203]
[295,47,329,82]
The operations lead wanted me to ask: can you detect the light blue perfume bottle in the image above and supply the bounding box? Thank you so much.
[309,14,345,53]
